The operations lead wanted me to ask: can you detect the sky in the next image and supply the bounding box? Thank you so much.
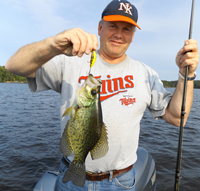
[0,0,200,81]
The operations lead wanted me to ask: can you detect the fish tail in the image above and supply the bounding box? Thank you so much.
[62,161,86,187]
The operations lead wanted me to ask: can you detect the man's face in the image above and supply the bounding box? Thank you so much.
[98,21,135,60]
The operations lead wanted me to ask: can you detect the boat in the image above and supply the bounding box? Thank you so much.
[33,147,156,191]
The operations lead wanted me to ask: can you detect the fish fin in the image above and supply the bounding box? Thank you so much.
[90,123,109,160]
[71,105,79,119]
[62,161,86,187]
[62,107,72,117]
[63,102,79,119]
[60,124,74,157]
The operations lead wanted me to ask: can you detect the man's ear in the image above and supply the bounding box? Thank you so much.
[98,22,103,36]
[131,32,135,42]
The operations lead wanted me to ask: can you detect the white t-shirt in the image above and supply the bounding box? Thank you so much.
[27,52,172,173]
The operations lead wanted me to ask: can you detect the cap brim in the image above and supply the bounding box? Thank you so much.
[103,15,141,30]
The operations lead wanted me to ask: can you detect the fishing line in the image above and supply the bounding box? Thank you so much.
[101,0,107,12]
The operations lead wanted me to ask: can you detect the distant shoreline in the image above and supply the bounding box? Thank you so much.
[0,81,27,84]
[1,80,200,89]
[0,66,27,83]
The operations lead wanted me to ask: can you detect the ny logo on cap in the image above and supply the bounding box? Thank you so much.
[118,3,133,16]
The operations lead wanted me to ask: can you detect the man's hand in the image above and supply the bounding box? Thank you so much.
[176,39,199,76]
[51,28,98,57]
[163,39,199,127]
[6,28,98,77]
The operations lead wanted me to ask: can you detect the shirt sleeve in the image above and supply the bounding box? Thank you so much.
[26,55,65,94]
[147,70,172,120]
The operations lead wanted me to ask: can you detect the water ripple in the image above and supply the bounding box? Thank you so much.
[0,84,200,191]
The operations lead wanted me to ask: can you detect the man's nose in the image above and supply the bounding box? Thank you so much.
[114,29,123,38]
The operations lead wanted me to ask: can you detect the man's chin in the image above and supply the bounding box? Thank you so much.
[108,50,124,57]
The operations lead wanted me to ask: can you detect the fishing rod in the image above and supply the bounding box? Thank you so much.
[174,0,195,191]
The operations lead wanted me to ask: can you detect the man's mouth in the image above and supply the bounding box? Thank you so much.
[110,40,123,45]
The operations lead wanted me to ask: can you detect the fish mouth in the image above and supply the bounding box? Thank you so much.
[96,78,102,84]
[87,74,102,87]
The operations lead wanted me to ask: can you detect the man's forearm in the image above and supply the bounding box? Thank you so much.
[5,28,98,78]
[163,39,198,127]
[163,77,193,127]
[5,37,58,78]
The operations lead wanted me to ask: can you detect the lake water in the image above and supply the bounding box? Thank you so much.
[0,83,199,191]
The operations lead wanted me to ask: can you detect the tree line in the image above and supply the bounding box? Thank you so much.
[0,65,200,88]
[0,66,27,83]
[162,80,200,88]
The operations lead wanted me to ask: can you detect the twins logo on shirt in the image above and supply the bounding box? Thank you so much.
[119,94,136,107]
[78,74,136,106]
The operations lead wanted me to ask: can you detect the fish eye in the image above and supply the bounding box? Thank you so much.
[91,90,96,95]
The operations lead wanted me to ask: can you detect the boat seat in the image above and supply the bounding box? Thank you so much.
[135,147,156,191]
[33,171,59,191]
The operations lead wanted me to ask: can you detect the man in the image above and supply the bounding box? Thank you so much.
[5,0,199,190]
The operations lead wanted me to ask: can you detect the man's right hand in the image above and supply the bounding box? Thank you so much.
[5,28,98,77]
[51,28,98,57]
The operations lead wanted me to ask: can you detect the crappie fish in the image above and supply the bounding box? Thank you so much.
[60,74,108,187]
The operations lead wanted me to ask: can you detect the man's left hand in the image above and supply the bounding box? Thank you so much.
[176,39,199,77]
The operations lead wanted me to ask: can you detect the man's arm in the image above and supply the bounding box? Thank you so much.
[162,39,199,127]
[5,28,98,78]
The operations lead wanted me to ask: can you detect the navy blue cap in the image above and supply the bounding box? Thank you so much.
[102,0,141,29]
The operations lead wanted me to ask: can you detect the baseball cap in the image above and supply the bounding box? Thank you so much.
[102,0,141,30]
